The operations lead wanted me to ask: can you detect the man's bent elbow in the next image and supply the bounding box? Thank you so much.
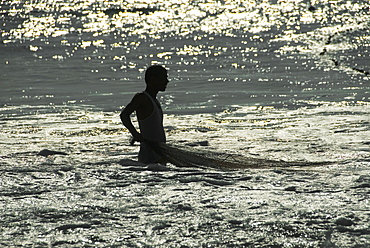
[120,110,129,123]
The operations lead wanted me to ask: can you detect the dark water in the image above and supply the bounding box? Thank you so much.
[1,0,370,247]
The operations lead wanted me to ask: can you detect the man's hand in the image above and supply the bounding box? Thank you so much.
[132,132,144,142]
[130,132,144,145]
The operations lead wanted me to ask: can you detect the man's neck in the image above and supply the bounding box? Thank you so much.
[145,88,158,98]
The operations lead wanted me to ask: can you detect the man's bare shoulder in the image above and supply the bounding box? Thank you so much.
[130,92,153,120]
[132,92,146,101]
[135,92,152,104]
[122,93,145,114]
[128,92,148,106]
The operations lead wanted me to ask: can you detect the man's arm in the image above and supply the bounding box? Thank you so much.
[120,94,144,142]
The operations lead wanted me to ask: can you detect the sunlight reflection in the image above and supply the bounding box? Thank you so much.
[2,0,369,81]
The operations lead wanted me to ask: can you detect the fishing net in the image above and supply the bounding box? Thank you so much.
[146,141,328,169]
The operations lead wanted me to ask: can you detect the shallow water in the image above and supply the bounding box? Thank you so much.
[1,0,370,247]
[1,0,369,113]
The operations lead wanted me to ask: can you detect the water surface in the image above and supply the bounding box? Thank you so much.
[1,0,370,247]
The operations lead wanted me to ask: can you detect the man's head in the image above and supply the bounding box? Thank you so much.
[145,65,169,91]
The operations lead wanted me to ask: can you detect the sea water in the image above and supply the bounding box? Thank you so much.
[1,0,370,247]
